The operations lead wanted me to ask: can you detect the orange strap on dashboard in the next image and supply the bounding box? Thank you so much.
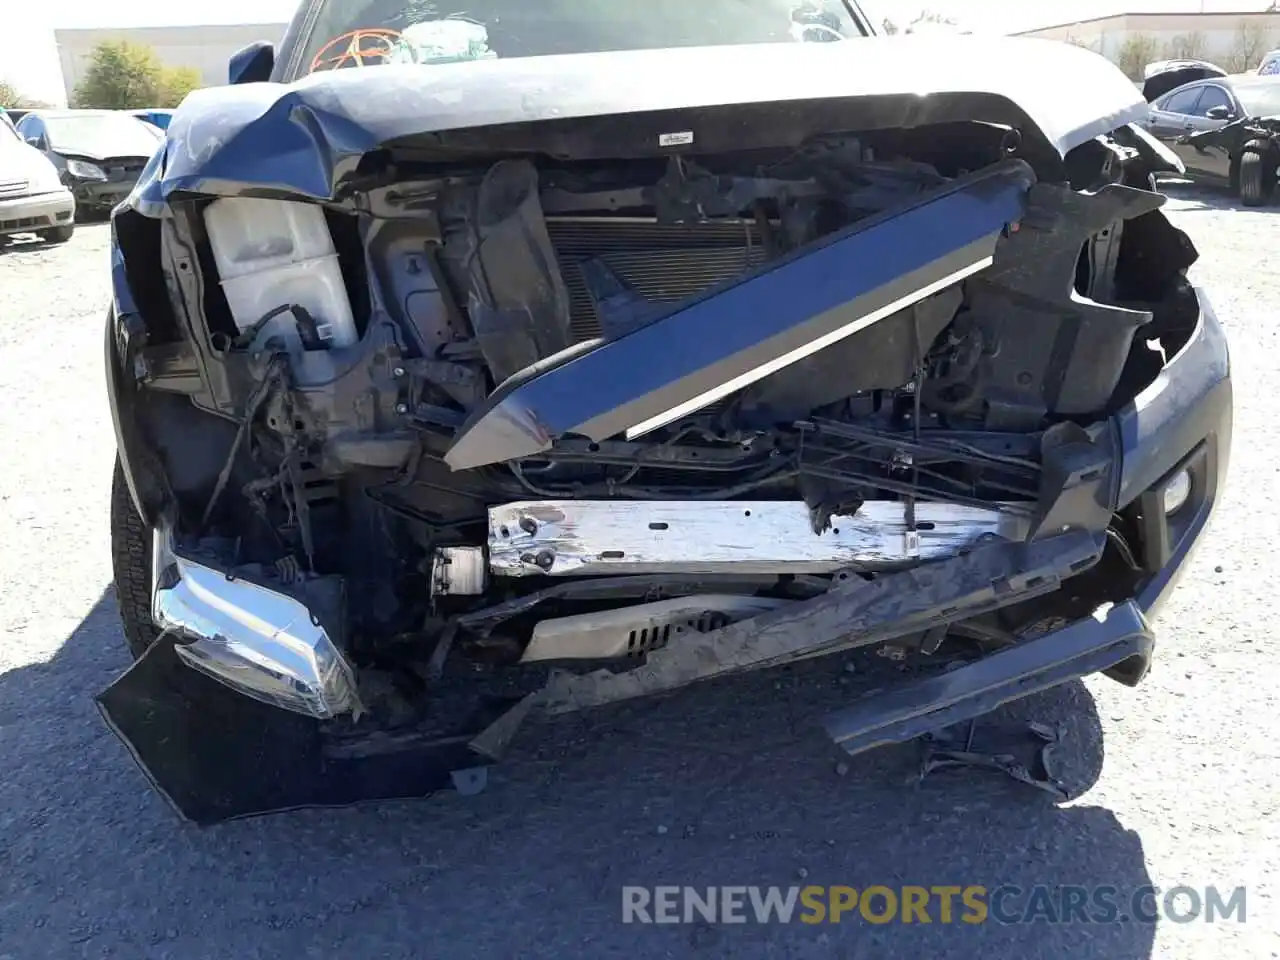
[308,28,403,72]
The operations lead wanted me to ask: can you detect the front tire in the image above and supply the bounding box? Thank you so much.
[39,224,74,244]
[110,458,158,659]
[1239,148,1277,206]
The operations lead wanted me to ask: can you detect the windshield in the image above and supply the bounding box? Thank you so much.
[43,113,161,157]
[1237,82,1280,117]
[294,0,867,77]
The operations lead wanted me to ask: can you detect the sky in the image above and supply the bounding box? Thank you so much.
[3,0,1274,104]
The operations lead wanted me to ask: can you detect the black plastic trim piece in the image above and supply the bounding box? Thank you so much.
[822,601,1153,757]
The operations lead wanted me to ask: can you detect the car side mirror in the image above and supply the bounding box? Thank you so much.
[1205,105,1233,120]
[24,135,41,148]
[229,41,275,85]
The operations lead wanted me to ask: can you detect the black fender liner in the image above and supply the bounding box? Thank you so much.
[104,308,169,525]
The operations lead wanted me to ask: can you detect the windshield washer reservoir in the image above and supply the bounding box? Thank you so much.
[204,197,358,355]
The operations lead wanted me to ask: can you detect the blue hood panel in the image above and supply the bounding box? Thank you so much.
[138,36,1146,203]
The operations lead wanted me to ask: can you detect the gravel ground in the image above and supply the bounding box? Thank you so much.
[0,191,1275,960]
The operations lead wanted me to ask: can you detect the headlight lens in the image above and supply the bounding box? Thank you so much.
[1163,468,1193,515]
[66,159,107,181]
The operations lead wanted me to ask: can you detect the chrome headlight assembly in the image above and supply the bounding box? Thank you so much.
[65,159,107,180]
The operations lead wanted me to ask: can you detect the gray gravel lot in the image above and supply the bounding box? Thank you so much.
[0,192,1276,959]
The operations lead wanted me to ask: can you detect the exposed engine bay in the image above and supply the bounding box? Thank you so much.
[120,117,1200,729]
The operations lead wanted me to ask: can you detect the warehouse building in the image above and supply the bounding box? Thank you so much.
[54,23,289,103]
[50,9,1280,105]
[1017,10,1280,72]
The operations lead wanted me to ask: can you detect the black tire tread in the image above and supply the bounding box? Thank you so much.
[1239,149,1276,207]
[110,458,158,659]
[39,224,74,243]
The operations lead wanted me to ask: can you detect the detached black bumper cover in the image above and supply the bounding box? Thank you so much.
[97,637,492,824]
[824,603,1154,755]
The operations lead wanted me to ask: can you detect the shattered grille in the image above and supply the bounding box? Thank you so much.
[545,216,768,342]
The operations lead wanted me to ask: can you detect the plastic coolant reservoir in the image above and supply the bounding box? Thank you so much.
[203,197,358,354]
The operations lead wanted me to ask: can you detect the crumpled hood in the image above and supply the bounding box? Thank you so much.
[49,125,162,163]
[61,146,155,163]
[141,36,1147,206]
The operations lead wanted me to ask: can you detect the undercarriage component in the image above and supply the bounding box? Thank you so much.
[917,719,1070,801]
[456,573,791,632]
[430,546,488,597]
[520,595,791,662]
[443,159,1033,471]
[533,530,1102,714]
[488,499,1028,577]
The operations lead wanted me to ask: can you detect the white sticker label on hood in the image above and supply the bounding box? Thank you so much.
[659,131,694,147]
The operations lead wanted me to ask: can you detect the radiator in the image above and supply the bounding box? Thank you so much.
[545,216,768,341]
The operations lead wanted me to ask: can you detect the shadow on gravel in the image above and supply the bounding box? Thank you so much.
[1159,182,1277,214]
[0,222,109,256]
[0,589,1157,960]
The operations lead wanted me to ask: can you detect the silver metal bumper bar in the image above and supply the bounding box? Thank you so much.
[488,500,1028,577]
[150,529,361,719]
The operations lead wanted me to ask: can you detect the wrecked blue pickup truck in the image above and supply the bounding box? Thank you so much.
[100,0,1230,823]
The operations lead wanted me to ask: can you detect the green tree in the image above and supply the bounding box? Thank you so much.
[72,40,201,109]
[0,79,23,107]
[0,79,51,108]
[156,66,202,108]
[1116,33,1160,80]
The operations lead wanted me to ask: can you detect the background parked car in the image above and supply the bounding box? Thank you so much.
[14,109,162,219]
[127,109,174,130]
[1142,59,1227,102]
[0,116,76,245]
[1139,73,1280,203]
[1258,49,1280,75]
